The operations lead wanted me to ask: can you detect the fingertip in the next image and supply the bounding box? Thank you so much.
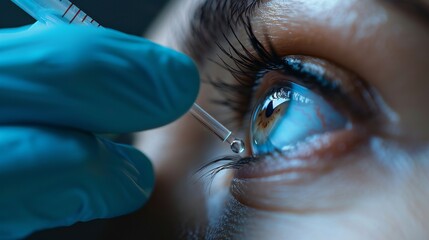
[170,50,201,98]
[167,51,200,116]
[154,47,201,124]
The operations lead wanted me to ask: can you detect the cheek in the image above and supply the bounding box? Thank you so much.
[213,194,429,240]
[231,149,382,212]
[231,138,429,213]
[220,141,429,239]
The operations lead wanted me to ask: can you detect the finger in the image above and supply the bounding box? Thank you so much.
[0,25,199,133]
[0,126,154,239]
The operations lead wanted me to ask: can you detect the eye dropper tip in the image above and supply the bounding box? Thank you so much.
[190,103,245,154]
[230,139,245,154]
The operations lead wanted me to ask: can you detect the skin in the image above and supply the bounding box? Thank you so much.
[134,0,429,239]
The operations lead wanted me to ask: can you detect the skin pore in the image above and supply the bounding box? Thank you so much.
[134,0,429,239]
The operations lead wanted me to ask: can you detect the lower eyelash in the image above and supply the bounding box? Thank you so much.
[197,155,259,183]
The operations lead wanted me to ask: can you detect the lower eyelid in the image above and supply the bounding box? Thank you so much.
[237,128,368,180]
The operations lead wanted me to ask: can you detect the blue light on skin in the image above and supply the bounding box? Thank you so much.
[250,83,347,156]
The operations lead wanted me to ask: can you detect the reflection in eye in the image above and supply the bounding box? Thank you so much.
[250,82,347,156]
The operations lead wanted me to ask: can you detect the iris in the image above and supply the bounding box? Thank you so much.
[250,82,347,156]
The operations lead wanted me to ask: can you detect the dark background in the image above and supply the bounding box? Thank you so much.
[0,0,171,35]
[1,0,172,239]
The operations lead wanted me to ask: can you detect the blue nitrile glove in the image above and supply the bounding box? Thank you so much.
[0,23,199,239]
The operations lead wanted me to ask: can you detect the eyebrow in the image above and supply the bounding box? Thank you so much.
[185,0,428,62]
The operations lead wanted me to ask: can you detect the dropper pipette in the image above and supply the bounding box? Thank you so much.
[190,104,245,153]
[11,0,246,154]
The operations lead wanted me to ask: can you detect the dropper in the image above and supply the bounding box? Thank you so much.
[190,104,245,154]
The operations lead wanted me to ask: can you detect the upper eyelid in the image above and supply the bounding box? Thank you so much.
[207,19,344,116]
[212,18,345,94]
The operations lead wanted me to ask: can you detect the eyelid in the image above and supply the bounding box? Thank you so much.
[210,17,378,124]
[238,128,368,179]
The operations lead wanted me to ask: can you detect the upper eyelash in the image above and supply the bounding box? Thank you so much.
[185,0,262,63]
[208,17,281,122]
[208,17,344,124]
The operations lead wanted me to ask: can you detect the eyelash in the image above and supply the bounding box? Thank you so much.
[196,18,300,177]
[197,19,271,178]
[197,155,258,183]
[208,17,345,125]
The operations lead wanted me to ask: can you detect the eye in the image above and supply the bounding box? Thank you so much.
[202,21,380,181]
[250,81,348,156]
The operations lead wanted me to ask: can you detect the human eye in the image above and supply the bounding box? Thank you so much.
[206,19,381,181]
[250,74,347,156]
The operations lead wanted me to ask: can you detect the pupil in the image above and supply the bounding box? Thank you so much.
[265,101,274,118]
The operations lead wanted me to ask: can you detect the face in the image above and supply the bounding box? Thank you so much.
[137,0,429,239]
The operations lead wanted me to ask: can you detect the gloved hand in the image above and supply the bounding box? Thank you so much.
[0,23,199,239]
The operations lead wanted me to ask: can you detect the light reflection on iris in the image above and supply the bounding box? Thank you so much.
[250,82,347,156]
